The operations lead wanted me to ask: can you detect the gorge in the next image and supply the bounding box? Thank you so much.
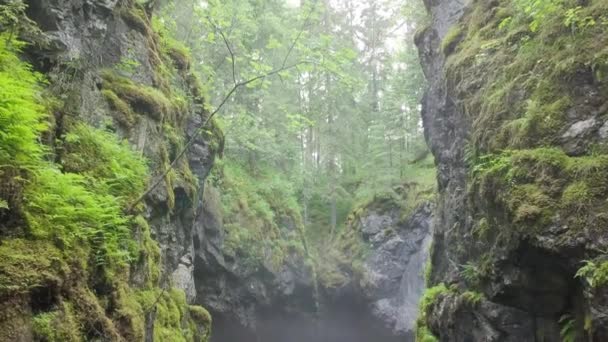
[1,0,607,341]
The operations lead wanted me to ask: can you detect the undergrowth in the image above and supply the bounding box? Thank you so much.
[210,158,308,271]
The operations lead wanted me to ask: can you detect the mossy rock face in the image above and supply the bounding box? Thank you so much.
[0,0,222,340]
[0,295,33,342]
[32,302,82,342]
[101,70,174,121]
[0,239,68,295]
[439,0,608,259]
[418,0,608,340]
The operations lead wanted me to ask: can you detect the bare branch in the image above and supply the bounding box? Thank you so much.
[216,25,237,85]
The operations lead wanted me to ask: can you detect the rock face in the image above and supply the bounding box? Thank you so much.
[353,202,433,338]
[416,0,608,340]
[25,0,220,294]
[1,0,220,340]
[195,185,433,342]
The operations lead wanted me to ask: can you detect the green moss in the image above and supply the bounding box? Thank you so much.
[136,288,209,342]
[561,181,591,210]
[188,305,211,326]
[0,239,68,295]
[448,0,608,153]
[102,89,136,128]
[419,284,449,316]
[114,285,146,341]
[135,215,161,287]
[160,142,177,210]
[415,284,448,342]
[204,118,226,156]
[507,184,555,224]
[423,259,433,287]
[211,159,305,271]
[472,217,490,239]
[441,25,464,55]
[188,305,212,341]
[416,325,439,342]
[120,5,151,35]
[168,46,192,71]
[461,291,484,306]
[32,302,81,342]
[460,262,482,286]
[101,70,173,121]
[0,20,211,342]
[69,286,122,340]
[472,145,608,236]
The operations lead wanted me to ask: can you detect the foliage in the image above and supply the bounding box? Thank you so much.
[211,158,307,270]
[415,284,448,342]
[60,123,148,202]
[0,21,212,341]
[0,34,46,169]
[513,0,563,32]
[32,302,81,342]
[460,262,482,286]
[25,126,148,268]
[576,259,608,288]
[461,291,484,306]
[158,0,434,320]
[0,0,42,38]
[559,314,577,342]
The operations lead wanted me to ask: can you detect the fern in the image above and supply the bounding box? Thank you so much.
[460,262,482,285]
[0,34,47,169]
[559,314,576,342]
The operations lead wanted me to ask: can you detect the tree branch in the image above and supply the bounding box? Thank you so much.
[127,62,307,211]
[127,2,319,211]
[216,25,237,86]
[281,0,316,69]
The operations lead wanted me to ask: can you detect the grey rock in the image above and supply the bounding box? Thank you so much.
[562,118,597,138]
[172,254,197,302]
[416,0,608,341]
[599,120,608,139]
[358,203,433,335]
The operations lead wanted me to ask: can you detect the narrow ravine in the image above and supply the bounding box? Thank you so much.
[6,0,606,341]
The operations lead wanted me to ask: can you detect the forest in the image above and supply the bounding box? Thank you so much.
[1,0,608,341]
